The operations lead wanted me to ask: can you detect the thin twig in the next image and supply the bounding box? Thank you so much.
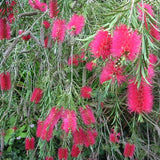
[18,11,38,18]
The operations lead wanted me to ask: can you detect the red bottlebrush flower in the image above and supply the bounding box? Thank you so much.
[100,60,126,85]
[85,61,97,71]
[43,21,50,29]
[124,143,135,158]
[109,129,120,143]
[80,50,85,59]
[49,0,59,18]
[150,24,160,42]
[12,126,17,132]
[0,72,11,91]
[46,157,54,160]
[67,14,85,36]
[138,3,154,21]
[40,107,61,141]
[51,19,66,43]
[43,107,61,127]
[10,1,16,6]
[71,144,81,158]
[79,105,96,125]
[25,138,30,150]
[90,29,112,60]
[148,54,157,79]
[0,18,11,40]
[36,120,44,137]
[30,137,35,150]
[29,0,48,12]
[19,30,31,41]
[84,129,98,147]
[30,88,43,104]
[80,86,92,99]
[68,55,79,66]
[25,137,35,150]
[73,128,86,145]
[58,148,68,160]
[127,79,153,114]
[61,110,77,133]
[7,13,15,23]
[111,24,141,61]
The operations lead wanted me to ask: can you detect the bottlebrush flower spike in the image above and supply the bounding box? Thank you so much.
[68,55,79,66]
[148,54,157,79]
[30,137,35,150]
[58,148,68,160]
[29,0,48,12]
[0,18,11,40]
[109,129,120,143]
[137,3,154,21]
[51,19,66,43]
[79,105,96,125]
[25,137,35,150]
[100,60,126,85]
[90,29,112,59]
[0,72,11,91]
[19,30,31,41]
[36,120,44,137]
[43,21,50,29]
[111,24,141,61]
[84,129,98,147]
[67,14,85,36]
[30,88,43,104]
[73,128,86,145]
[80,86,92,99]
[25,138,30,150]
[49,0,59,18]
[127,79,153,114]
[46,157,54,160]
[61,109,77,133]
[150,24,160,42]
[40,107,61,141]
[124,143,135,158]
[85,61,97,71]
[71,144,81,157]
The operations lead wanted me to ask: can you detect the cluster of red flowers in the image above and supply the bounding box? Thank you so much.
[0,1,16,40]
[35,106,97,158]
[25,137,35,150]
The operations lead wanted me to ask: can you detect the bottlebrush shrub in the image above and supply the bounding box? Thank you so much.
[1,0,160,159]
